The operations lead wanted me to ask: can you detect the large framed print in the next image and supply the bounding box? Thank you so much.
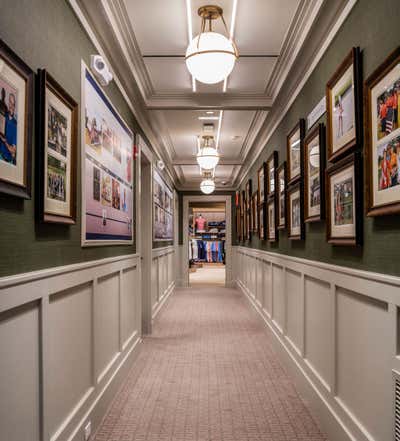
[153,169,174,241]
[277,162,287,229]
[288,183,304,240]
[0,39,33,198]
[326,153,362,246]
[365,47,400,216]
[258,162,266,204]
[37,70,78,224]
[266,151,278,197]
[81,64,134,246]
[267,197,277,242]
[304,123,326,222]
[326,47,362,162]
[287,119,305,185]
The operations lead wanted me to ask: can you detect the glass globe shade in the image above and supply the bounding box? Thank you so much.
[196,146,220,170]
[186,32,236,84]
[309,145,320,168]
[200,179,215,194]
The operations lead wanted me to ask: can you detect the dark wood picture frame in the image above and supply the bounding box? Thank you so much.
[267,195,278,242]
[259,202,266,240]
[326,47,363,162]
[257,161,267,205]
[364,46,400,216]
[37,69,78,224]
[287,182,305,240]
[326,152,363,246]
[287,119,305,185]
[252,192,259,233]
[304,123,326,222]
[0,39,34,199]
[245,179,252,240]
[242,190,247,240]
[266,150,278,197]
[277,161,287,230]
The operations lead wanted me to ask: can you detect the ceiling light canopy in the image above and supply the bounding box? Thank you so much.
[186,5,238,85]
[200,179,215,194]
[196,136,219,170]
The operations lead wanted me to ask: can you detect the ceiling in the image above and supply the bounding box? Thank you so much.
[73,0,326,190]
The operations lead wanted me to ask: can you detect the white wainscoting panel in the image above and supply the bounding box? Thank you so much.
[151,246,175,319]
[0,254,141,441]
[234,246,397,441]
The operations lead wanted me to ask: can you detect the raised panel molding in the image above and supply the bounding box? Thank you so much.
[234,246,397,441]
[152,246,176,320]
[0,254,143,441]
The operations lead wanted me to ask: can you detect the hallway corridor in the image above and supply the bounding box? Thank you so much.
[94,287,327,441]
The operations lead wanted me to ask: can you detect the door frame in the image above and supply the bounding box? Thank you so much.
[182,194,232,288]
[138,136,153,334]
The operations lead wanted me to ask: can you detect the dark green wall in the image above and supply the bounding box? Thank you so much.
[178,191,235,245]
[0,0,142,277]
[238,0,400,277]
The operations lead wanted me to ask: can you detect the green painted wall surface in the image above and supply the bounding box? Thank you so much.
[178,191,235,245]
[0,0,140,277]
[238,0,400,276]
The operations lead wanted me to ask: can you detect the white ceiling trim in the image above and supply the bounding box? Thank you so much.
[238,110,268,160]
[265,0,323,98]
[102,0,154,99]
[68,0,178,185]
[236,0,358,188]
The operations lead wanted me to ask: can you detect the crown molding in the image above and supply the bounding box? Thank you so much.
[104,0,154,99]
[239,110,269,160]
[234,0,358,188]
[265,0,324,98]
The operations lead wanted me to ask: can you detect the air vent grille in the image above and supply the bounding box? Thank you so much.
[395,375,400,441]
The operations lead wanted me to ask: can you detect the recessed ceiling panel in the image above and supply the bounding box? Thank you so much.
[226,57,277,93]
[144,59,192,92]
[235,0,300,54]
[218,110,256,158]
[123,0,188,54]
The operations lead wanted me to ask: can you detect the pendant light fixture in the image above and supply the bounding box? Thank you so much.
[186,5,239,84]
[196,135,219,170]
[200,170,216,194]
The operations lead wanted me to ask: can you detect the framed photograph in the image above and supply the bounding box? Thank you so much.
[241,190,246,240]
[304,123,326,222]
[0,39,33,198]
[287,119,305,185]
[266,150,278,197]
[257,162,267,204]
[37,70,78,224]
[288,182,304,240]
[326,47,362,162]
[251,192,259,233]
[365,46,400,216]
[267,197,278,242]
[326,152,362,245]
[236,205,241,240]
[81,63,134,246]
[277,162,287,229]
[259,203,266,240]
[153,169,174,241]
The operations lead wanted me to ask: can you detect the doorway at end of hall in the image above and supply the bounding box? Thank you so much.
[188,201,226,286]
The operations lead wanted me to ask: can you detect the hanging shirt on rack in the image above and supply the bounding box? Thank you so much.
[195,215,206,232]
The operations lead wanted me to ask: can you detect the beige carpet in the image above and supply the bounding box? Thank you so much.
[190,265,226,286]
[94,286,327,441]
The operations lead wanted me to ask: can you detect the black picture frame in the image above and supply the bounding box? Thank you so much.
[267,195,278,242]
[0,39,34,199]
[266,150,278,197]
[326,152,363,246]
[37,69,78,224]
[326,47,363,162]
[287,181,305,240]
[277,161,287,230]
[304,123,326,222]
[287,119,306,185]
